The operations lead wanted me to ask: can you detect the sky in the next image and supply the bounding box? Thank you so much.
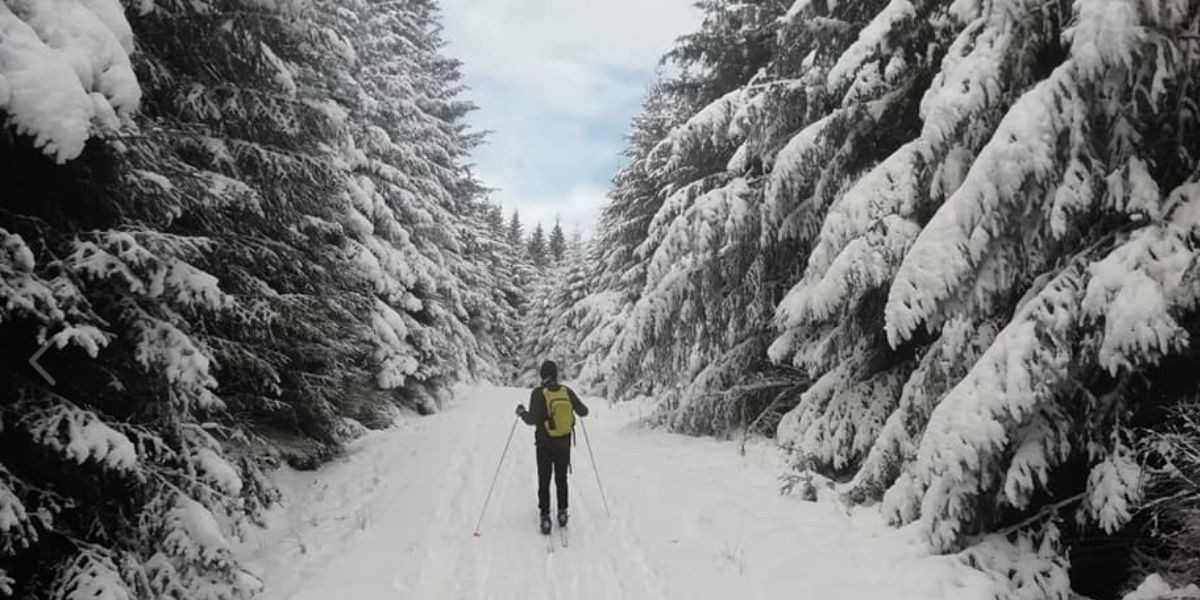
[437,0,701,237]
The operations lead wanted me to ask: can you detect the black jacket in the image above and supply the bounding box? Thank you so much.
[519,383,589,448]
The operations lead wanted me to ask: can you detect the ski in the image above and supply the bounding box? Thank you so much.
[537,513,554,553]
[542,519,554,554]
[557,510,569,548]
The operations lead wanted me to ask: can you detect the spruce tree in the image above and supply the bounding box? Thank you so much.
[485,203,506,237]
[0,0,507,595]
[527,222,548,270]
[517,237,594,383]
[0,0,360,594]
[581,0,1200,595]
[507,209,524,249]
[548,218,567,263]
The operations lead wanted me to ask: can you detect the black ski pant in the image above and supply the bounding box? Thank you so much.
[536,445,570,516]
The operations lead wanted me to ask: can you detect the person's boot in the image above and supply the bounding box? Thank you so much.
[557,508,568,527]
[539,513,552,535]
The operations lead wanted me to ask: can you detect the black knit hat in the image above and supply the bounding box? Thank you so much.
[539,360,558,382]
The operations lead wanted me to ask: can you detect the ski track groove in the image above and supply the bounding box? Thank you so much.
[407,388,669,599]
[409,397,487,597]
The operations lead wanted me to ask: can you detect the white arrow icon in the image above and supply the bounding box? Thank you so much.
[29,341,56,385]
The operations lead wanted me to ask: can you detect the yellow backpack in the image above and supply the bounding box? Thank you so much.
[542,386,574,437]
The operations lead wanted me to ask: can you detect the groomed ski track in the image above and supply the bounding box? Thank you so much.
[238,386,995,599]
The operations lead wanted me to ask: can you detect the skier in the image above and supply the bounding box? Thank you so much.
[515,359,589,534]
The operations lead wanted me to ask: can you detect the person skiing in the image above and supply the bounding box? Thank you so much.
[515,359,589,534]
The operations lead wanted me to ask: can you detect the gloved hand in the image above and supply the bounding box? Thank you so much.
[515,404,526,416]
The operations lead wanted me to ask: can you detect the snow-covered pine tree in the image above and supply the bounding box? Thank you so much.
[454,196,522,382]
[484,203,505,234]
[472,202,524,380]
[527,222,548,270]
[583,0,1200,595]
[317,0,522,411]
[593,0,818,434]
[507,209,525,249]
[548,218,566,263]
[1,0,504,595]
[573,83,686,398]
[765,0,1026,481]
[316,0,507,412]
[489,207,538,381]
[386,0,514,395]
[595,82,683,293]
[517,237,595,384]
[872,2,1198,595]
[0,0,300,596]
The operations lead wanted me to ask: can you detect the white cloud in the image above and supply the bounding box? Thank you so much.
[441,0,697,116]
[438,0,700,236]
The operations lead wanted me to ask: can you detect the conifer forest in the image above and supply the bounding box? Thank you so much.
[1,0,1199,598]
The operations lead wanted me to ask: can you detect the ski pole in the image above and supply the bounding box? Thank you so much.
[579,418,611,517]
[473,415,520,537]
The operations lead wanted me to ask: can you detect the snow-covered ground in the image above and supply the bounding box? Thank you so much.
[237,386,996,599]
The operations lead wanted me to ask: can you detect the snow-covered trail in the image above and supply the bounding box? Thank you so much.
[238,386,994,599]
